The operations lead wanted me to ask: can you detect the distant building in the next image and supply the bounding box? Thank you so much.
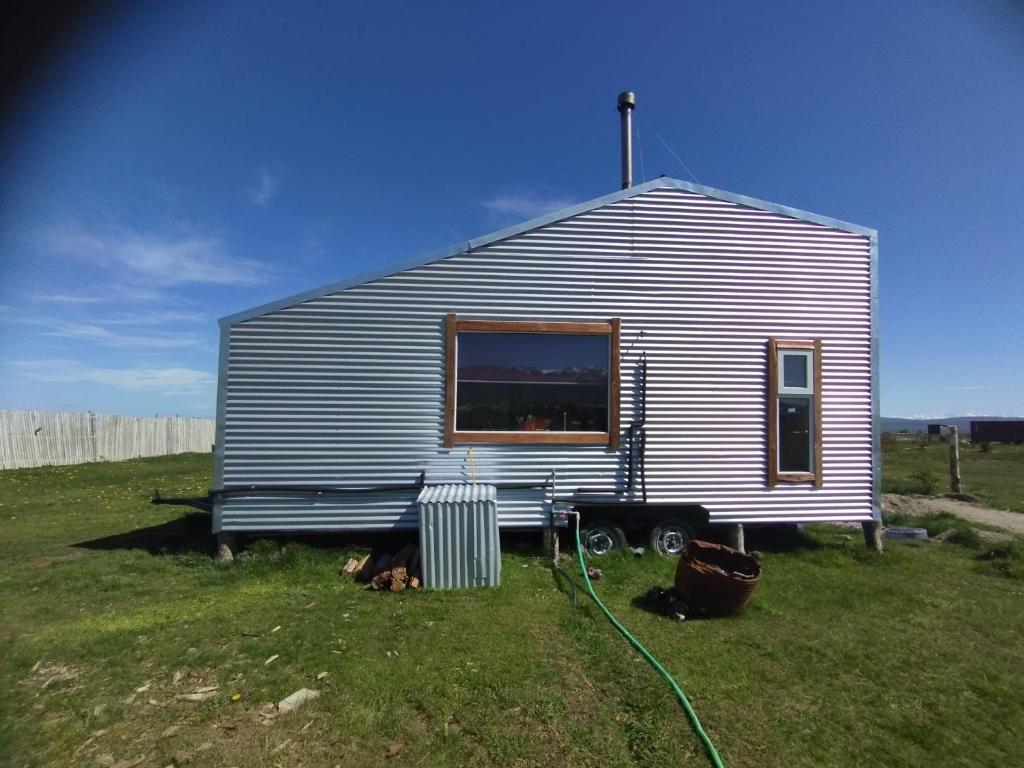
[970,420,1024,444]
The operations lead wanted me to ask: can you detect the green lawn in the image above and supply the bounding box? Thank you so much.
[882,438,1024,512]
[2,454,1023,767]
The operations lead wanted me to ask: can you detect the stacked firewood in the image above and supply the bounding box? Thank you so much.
[341,543,421,591]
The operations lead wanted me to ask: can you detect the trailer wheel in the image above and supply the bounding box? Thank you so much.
[649,518,694,557]
[580,521,627,557]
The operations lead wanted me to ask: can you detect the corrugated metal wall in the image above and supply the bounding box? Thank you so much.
[217,186,874,531]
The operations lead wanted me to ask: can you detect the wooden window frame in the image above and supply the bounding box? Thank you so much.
[444,315,620,449]
[767,338,823,487]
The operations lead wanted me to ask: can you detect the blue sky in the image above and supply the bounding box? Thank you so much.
[1,1,1021,419]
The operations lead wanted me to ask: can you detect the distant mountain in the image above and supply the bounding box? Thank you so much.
[881,415,1023,434]
[458,365,607,384]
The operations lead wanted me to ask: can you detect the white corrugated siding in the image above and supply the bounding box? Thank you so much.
[218,187,873,531]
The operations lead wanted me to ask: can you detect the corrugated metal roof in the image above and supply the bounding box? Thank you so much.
[417,483,497,504]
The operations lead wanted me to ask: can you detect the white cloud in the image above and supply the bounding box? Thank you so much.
[7,308,211,351]
[247,167,279,205]
[99,309,207,325]
[480,192,576,221]
[43,323,205,349]
[14,359,214,395]
[38,227,270,286]
[32,286,178,305]
[32,293,103,304]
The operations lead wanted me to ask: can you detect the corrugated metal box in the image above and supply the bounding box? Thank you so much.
[417,484,500,589]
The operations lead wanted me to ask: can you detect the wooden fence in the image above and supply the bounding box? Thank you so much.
[0,410,215,470]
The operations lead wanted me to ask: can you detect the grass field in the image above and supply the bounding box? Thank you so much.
[881,438,1024,512]
[2,454,1024,767]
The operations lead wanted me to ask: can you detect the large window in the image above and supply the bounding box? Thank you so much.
[444,316,620,447]
[767,339,822,486]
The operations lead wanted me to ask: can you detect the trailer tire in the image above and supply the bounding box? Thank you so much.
[649,518,695,557]
[580,521,627,557]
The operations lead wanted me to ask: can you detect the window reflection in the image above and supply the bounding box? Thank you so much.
[783,354,808,389]
[779,397,812,472]
[456,333,609,432]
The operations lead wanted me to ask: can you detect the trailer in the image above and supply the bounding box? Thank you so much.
[970,420,1024,444]
[207,93,880,556]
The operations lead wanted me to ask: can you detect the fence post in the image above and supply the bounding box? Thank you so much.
[862,520,884,552]
[947,425,961,494]
[88,410,98,463]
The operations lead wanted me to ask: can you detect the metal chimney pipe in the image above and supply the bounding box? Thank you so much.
[617,91,636,189]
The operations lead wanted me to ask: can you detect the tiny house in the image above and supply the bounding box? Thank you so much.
[213,94,879,554]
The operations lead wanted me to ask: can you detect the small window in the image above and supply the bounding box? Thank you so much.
[768,339,822,486]
[781,351,811,391]
[444,316,620,447]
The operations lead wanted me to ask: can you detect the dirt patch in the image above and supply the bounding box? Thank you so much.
[25,552,85,569]
[883,494,1024,535]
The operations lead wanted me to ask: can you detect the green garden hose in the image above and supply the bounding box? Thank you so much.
[571,514,726,768]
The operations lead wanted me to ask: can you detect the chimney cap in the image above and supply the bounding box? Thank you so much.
[617,91,636,112]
